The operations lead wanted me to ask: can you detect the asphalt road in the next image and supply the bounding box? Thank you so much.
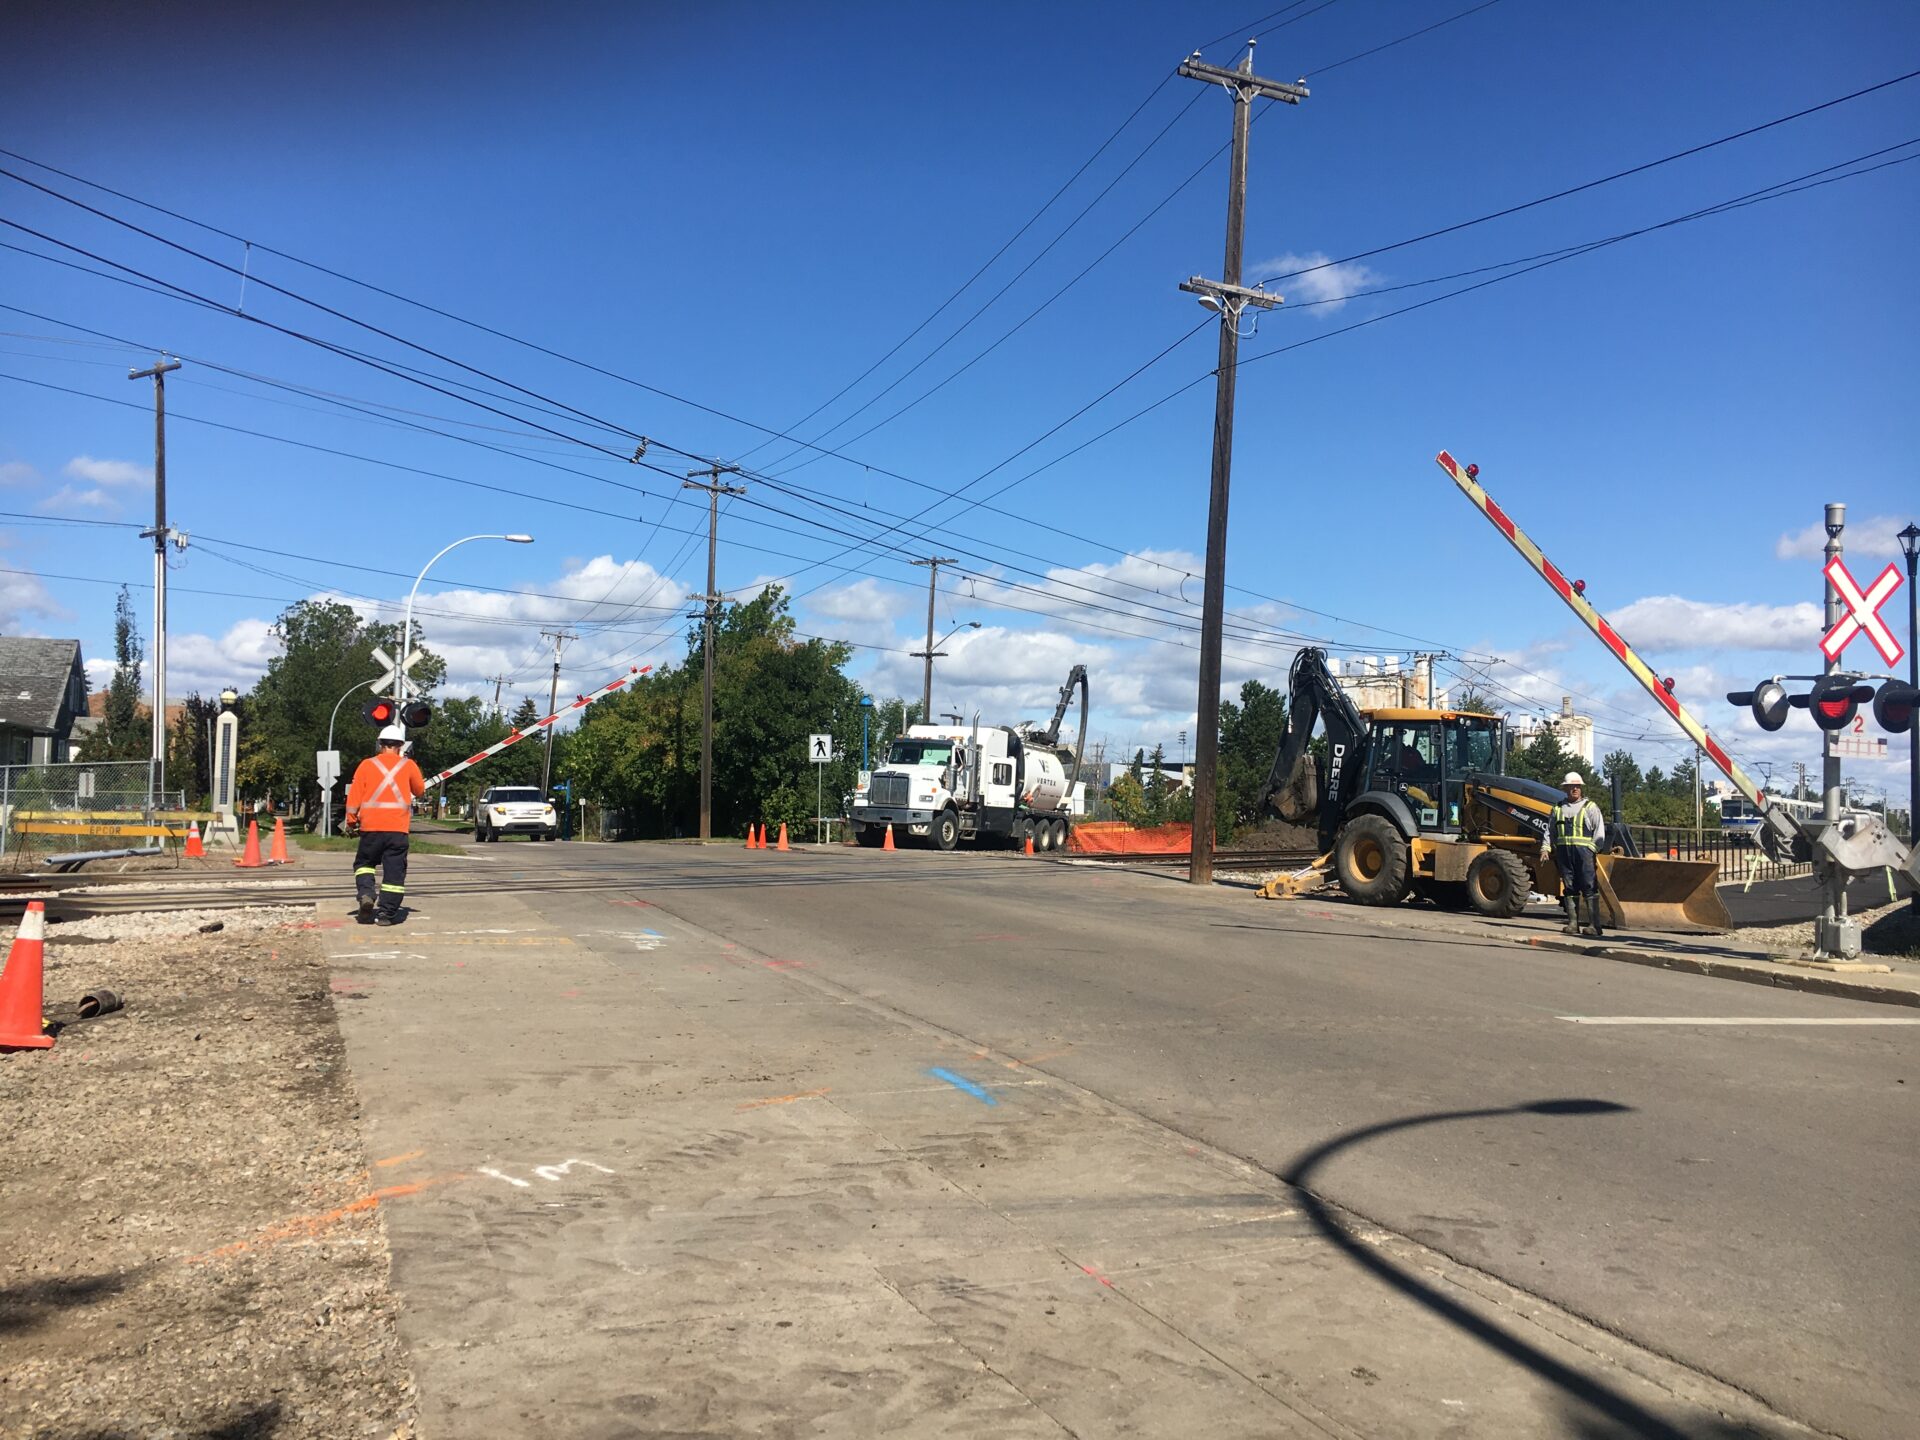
[420,837,1917,1438]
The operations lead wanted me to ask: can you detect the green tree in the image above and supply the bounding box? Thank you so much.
[562,586,866,838]
[235,600,445,814]
[1143,743,1170,824]
[165,691,220,804]
[1105,772,1149,825]
[79,586,148,762]
[1217,679,1288,830]
[413,695,513,814]
[1600,749,1642,794]
[1453,688,1498,716]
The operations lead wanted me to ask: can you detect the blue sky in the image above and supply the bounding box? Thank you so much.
[2,1,1916,796]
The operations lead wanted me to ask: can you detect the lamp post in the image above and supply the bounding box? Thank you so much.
[860,695,874,772]
[398,534,534,706]
[915,621,980,724]
[1900,521,1918,912]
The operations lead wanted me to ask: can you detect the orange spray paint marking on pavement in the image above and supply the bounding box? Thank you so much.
[737,1087,831,1111]
[372,1149,425,1168]
[187,1173,468,1263]
[1006,1046,1076,1070]
[1080,1264,1115,1288]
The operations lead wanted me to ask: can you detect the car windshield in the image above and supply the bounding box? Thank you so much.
[489,789,544,804]
[887,739,954,766]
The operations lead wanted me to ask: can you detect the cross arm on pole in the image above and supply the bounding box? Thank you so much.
[1177,55,1309,103]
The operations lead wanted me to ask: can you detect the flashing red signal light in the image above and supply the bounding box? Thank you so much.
[363,698,397,726]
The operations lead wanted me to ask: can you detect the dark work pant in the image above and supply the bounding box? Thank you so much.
[353,831,411,915]
[1554,844,1597,898]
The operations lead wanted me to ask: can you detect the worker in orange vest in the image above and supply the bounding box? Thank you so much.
[344,723,426,925]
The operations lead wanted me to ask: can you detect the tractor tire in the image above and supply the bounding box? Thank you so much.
[931,810,960,852]
[1334,815,1409,906]
[1466,848,1532,918]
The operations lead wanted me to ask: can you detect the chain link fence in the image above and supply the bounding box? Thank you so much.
[0,761,190,866]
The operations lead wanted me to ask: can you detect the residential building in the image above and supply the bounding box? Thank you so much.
[0,638,90,765]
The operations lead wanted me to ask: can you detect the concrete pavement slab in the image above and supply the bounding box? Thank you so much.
[322,867,1827,1439]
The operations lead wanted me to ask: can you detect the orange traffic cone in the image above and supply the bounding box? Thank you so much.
[234,819,263,868]
[882,823,895,851]
[750,824,763,850]
[184,821,204,858]
[744,825,756,850]
[1024,832,1035,856]
[775,823,790,852]
[267,817,292,865]
[0,901,53,1050]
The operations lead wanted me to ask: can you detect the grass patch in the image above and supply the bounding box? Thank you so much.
[294,833,465,857]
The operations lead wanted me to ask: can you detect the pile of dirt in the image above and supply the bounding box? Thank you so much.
[1738,896,1920,962]
[1227,818,1320,852]
[0,909,417,1439]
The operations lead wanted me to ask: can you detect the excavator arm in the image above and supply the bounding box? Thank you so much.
[1255,648,1371,854]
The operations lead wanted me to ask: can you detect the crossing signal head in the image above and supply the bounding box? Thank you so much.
[363,698,397,727]
[1727,680,1791,732]
[1806,677,1870,732]
[400,700,431,729]
[1873,681,1918,735]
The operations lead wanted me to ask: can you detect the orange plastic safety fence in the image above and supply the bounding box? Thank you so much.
[1067,823,1193,854]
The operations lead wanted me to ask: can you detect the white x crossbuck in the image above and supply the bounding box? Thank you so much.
[1820,556,1905,666]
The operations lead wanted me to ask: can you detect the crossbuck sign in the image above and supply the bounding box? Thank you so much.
[1821,557,1905,667]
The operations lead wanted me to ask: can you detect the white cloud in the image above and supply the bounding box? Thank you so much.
[63,455,150,487]
[0,460,40,487]
[0,559,62,632]
[39,485,120,514]
[1250,251,1384,313]
[1605,595,1822,654]
[1774,515,1912,561]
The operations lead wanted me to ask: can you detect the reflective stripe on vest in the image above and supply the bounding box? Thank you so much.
[1552,801,1598,850]
[361,755,413,810]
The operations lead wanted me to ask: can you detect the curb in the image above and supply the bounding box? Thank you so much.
[1522,936,1920,1010]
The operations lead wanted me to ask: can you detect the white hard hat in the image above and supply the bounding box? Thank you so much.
[378,724,408,744]
[1562,771,1586,788]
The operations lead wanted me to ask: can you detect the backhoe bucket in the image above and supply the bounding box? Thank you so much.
[1595,854,1731,934]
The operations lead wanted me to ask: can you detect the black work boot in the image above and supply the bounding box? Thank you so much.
[1585,896,1605,939]
[357,891,376,924]
[1561,896,1580,935]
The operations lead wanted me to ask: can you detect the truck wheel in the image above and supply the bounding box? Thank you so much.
[1335,815,1409,905]
[1466,848,1532,917]
[1033,819,1054,853]
[932,810,960,851]
[1053,818,1071,852]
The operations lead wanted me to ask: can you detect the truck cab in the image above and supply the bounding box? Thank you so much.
[849,722,1071,851]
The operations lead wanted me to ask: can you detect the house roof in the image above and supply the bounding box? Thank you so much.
[0,637,83,733]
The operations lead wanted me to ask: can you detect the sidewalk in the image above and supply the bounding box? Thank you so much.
[321,887,1819,1438]
[1208,870,1920,1009]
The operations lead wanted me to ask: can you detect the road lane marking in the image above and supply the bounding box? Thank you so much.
[928,1067,999,1105]
[1558,1016,1920,1025]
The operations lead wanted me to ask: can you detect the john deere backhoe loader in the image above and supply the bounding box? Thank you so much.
[1252,649,1731,933]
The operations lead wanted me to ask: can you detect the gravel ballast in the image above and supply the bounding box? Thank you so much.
[0,907,418,1439]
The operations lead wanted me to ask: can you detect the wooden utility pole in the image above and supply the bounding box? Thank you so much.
[910,556,956,724]
[1177,42,1307,886]
[538,629,577,795]
[685,464,745,839]
[129,356,183,804]
[485,673,507,712]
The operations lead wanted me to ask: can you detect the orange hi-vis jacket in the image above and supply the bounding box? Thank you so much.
[346,750,426,832]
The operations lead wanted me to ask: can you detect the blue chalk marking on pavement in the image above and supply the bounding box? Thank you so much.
[641,928,663,937]
[928,1067,998,1106]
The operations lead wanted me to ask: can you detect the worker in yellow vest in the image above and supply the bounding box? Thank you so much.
[344,724,425,925]
[1550,771,1606,937]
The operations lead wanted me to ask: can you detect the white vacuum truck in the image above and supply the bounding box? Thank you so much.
[850,665,1088,851]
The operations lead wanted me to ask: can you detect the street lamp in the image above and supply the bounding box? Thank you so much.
[859,694,874,772]
[398,534,533,706]
[915,621,980,722]
[1899,521,1918,909]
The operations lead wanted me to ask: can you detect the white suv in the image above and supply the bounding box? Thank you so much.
[475,786,559,842]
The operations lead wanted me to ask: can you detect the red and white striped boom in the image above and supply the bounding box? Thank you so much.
[1435,451,1769,812]
[424,665,650,790]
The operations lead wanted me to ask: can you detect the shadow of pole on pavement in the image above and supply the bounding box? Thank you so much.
[1278,1098,1784,1440]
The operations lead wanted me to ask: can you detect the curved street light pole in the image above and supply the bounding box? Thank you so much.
[914,620,980,724]
[398,533,534,707]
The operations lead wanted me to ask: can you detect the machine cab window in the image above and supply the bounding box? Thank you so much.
[1442,715,1500,831]
[1366,720,1443,829]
